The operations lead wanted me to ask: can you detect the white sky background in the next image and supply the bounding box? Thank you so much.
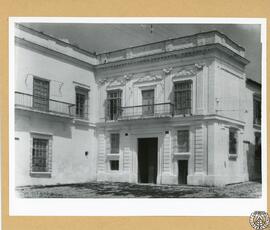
[22,23,261,83]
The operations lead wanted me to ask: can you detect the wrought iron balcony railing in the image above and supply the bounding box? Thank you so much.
[117,103,174,120]
[15,91,76,118]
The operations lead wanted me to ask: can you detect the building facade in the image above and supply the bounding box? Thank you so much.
[14,24,261,187]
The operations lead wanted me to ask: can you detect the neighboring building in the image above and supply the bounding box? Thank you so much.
[14,24,262,187]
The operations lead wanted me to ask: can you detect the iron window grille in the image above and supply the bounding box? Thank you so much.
[106,90,122,120]
[253,97,261,125]
[110,160,119,171]
[174,80,192,115]
[255,132,261,160]
[110,133,120,154]
[32,138,50,173]
[177,130,189,152]
[229,128,238,155]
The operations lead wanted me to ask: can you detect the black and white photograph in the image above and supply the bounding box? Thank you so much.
[9,18,266,216]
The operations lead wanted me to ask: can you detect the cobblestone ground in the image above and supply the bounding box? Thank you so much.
[16,181,262,198]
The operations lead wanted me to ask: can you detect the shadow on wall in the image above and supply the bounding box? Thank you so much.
[15,109,73,139]
[245,142,262,182]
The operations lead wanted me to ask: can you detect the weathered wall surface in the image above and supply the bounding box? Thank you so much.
[243,83,261,181]
[15,45,98,123]
[14,41,98,186]
[15,111,97,186]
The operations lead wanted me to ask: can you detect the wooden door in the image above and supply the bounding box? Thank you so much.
[178,160,188,184]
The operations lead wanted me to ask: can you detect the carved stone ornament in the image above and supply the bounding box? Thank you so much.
[123,73,133,82]
[163,67,173,74]
[135,74,163,84]
[98,79,108,86]
[194,63,204,70]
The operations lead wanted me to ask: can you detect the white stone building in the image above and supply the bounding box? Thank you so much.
[14,24,261,187]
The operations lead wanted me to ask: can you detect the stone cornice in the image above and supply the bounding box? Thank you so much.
[95,44,249,71]
[96,114,245,128]
[16,24,96,59]
[15,26,250,74]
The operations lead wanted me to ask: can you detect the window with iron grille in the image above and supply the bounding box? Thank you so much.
[174,80,192,115]
[110,160,119,171]
[253,97,261,125]
[177,130,189,152]
[255,132,261,160]
[33,77,50,111]
[76,87,89,119]
[229,128,238,155]
[32,138,50,173]
[107,90,122,120]
[110,133,120,154]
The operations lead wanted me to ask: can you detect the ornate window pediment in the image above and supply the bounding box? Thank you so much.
[172,64,203,81]
[107,78,126,88]
[134,74,163,84]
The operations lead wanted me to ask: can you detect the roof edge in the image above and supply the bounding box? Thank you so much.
[16,23,96,58]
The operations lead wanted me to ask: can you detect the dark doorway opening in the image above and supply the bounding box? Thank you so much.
[138,138,158,184]
[178,160,188,184]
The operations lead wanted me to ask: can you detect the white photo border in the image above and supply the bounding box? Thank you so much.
[9,17,267,216]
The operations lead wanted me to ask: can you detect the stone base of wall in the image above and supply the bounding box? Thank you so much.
[188,173,249,186]
[97,172,134,183]
[97,172,249,186]
[160,173,178,184]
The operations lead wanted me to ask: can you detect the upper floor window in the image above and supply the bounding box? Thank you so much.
[253,96,261,125]
[75,87,89,119]
[177,130,189,152]
[107,90,122,120]
[229,128,238,155]
[174,80,192,115]
[110,133,120,154]
[33,77,50,111]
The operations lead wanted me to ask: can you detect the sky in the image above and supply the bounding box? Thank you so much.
[22,23,261,83]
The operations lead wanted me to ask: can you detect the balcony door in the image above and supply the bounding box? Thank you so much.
[107,90,122,120]
[142,89,154,115]
[33,78,49,111]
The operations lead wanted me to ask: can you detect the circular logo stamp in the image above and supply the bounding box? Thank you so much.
[249,211,270,230]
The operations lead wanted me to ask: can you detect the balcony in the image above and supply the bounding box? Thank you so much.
[15,91,76,118]
[115,103,174,120]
